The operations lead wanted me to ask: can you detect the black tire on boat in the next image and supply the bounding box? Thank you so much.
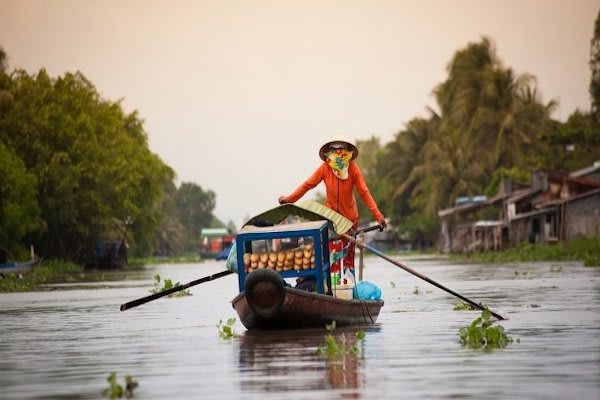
[244,269,286,319]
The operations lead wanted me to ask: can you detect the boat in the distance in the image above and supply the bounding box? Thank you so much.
[0,259,39,275]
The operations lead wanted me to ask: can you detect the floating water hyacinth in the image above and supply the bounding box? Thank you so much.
[103,372,137,399]
[459,309,516,351]
[453,301,476,311]
[316,321,366,359]
[217,317,238,339]
[150,274,191,297]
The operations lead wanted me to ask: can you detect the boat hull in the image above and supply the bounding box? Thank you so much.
[232,283,384,330]
[0,259,38,275]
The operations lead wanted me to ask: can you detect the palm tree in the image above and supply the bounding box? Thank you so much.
[434,36,554,175]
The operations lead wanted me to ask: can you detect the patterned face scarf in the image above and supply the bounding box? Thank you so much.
[326,148,353,180]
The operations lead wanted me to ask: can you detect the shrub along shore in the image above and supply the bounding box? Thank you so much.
[454,236,600,267]
[0,260,84,292]
[0,253,207,292]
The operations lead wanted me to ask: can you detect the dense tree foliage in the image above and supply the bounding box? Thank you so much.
[354,136,391,224]
[590,9,600,122]
[537,111,600,172]
[153,179,186,257]
[375,37,575,244]
[174,182,216,251]
[0,67,176,263]
[0,141,40,258]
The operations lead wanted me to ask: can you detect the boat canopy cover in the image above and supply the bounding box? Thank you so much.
[243,200,353,235]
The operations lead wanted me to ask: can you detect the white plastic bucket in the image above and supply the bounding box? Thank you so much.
[333,284,354,300]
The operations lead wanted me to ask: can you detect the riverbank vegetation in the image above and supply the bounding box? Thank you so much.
[0,258,152,292]
[0,47,229,267]
[0,259,83,291]
[455,236,600,266]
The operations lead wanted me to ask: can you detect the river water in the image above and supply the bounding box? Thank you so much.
[1,256,599,399]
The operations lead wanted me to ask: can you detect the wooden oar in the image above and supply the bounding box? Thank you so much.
[341,234,505,320]
[120,270,234,311]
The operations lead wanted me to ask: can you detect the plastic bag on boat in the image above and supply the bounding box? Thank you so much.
[342,268,355,286]
[225,242,238,272]
[356,281,381,300]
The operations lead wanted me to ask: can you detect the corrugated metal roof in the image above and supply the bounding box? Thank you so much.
[570,161,600,177]
[438,201,486,218]
[509,206,558,222]
[539,187,600,207]
[474,220,506,227]
[506,188,539,204]
[200,228,229,236]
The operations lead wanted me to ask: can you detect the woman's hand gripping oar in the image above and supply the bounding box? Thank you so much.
[342,231,505,320]
[120,270,234,311]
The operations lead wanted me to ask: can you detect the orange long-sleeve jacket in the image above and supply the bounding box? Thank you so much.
[282,162,384,226]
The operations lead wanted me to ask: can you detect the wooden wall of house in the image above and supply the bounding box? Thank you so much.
[510,219,528,245]
[565,193,600,239]
[450,224,474,253]
[438,219,451,253]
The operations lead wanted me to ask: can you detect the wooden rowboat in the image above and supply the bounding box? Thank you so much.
[0,259,39,275]
[229,201,384,330]
[232,264,384,330]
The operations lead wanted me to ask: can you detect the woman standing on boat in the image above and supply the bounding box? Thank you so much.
[278,136,387,279]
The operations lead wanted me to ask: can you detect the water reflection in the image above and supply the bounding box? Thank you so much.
[237,326,380,393]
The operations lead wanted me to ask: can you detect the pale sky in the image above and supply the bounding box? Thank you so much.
[1,0,598,227]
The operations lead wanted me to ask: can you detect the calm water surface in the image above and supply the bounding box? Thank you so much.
[1,256,599,399]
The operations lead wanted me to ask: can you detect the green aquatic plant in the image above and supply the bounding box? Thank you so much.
[453,301,476,311]
[150,274,191,297]
[217,317,238,339]
[103,372,137,399]
[459,309,515,351]
[316,321,366,358]
[457,236,600,265]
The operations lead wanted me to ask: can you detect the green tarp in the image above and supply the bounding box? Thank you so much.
[243,200,353,235]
